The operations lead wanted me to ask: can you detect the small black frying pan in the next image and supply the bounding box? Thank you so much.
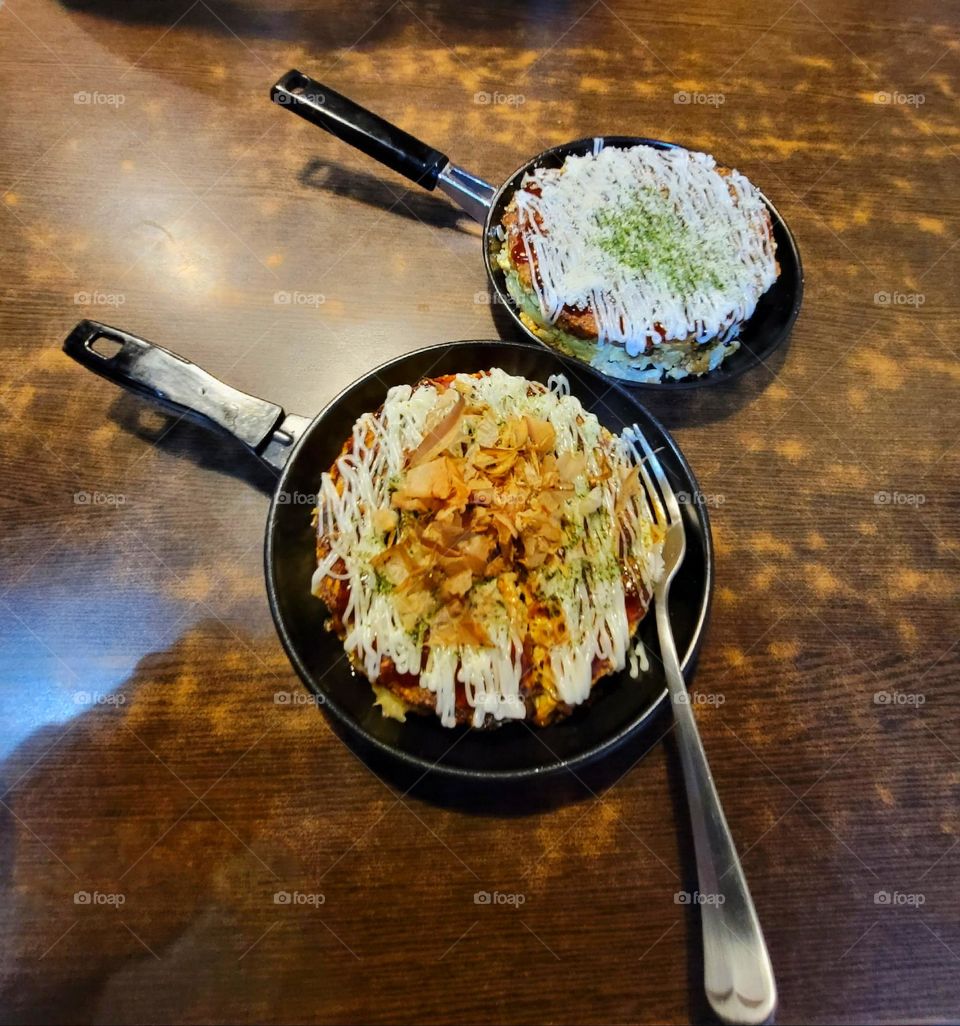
[271,69,803,390]
[63,319,713,783]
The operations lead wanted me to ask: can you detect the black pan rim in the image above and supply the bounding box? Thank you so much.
[481,134,804,392]
[263,340,714,782]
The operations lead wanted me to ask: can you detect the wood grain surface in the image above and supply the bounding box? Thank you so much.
[1,1,958,1023]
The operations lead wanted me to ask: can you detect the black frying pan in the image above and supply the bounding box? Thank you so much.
[271,70,803,390]
[63,319,713,782]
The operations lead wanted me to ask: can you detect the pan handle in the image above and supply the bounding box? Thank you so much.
[62,320,305,471]
[271,69,496,222]
[272,70,449,188]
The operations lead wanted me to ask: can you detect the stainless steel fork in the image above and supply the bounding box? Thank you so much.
[629,427,777,1026]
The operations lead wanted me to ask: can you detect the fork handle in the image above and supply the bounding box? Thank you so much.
[657,599,777,1025]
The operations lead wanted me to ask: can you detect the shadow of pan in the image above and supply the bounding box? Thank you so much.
[297,158,477,234]
[58,0,577,46]
[105,393,280,495]
[490,299,795,431]
[321,695,690,818]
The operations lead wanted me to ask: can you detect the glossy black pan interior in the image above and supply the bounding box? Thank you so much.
[271,70,803,390]
[63,321,713,782]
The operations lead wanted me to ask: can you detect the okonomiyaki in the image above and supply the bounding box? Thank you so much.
[493,144,779,383]
[312,369,665,728]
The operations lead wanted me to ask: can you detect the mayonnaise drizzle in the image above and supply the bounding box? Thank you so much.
[513,145,777,357]
[313,370,664,727]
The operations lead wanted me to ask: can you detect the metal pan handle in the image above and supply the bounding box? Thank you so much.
[271,70,496,222]
[62,320,304,469]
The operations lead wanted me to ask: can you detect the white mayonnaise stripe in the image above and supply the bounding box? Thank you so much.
[314,370,664,727]
[514,145,777,356]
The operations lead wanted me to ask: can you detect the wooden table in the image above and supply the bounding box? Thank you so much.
[1,1,957,1023]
